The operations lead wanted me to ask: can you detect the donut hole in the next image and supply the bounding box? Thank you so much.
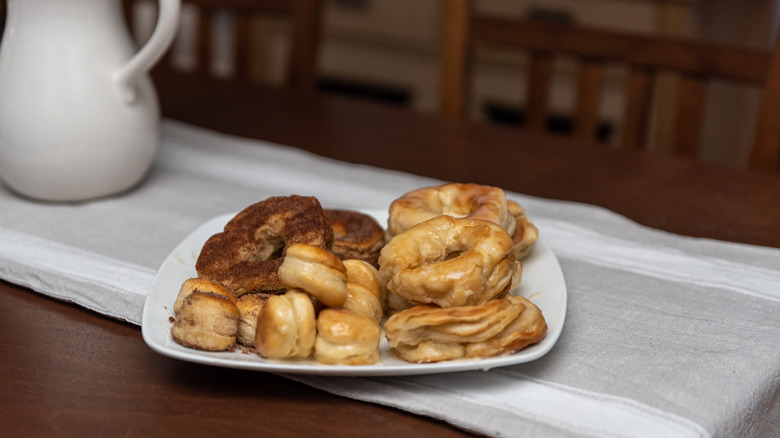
[441,203,476,218]
[443,249,464,261]
[266,238,286,259]
[239,233,286,262]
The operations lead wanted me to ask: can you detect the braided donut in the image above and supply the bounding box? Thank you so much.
[277,243,348,307]
[195,195,334,295]
[384,295,547,363]
[386,183,516,238]
[343,259,385,304]
[325,209,385,267]
[342,259,385,323]
[378,215,520,308]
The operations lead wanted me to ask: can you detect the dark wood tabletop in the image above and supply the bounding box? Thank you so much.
[2,74,779,437]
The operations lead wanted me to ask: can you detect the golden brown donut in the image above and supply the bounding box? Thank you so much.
[173,277,236,315]
[171,288,240,351]
[386,183,516,238]
[507,200,539,260]
[384,295,547,363]
[325,209,385,267]
[277,243,348,307]
[314,308,381,365]
[342,282,384,324]
[195,195,334,295]
[343,259,385,304]
[378,215,520,308]
[254,290,316,360]
[235,292,271,346]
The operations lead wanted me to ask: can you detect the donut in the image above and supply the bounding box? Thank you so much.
[195,195,334,295]
[343,281,384,324]
[384,295,547,363]
[386,183,516,238]
[342,260,385,323]
[378,215,520,308]
[171,285,240,352]
[314,308,381,365]
[173,277,236,314]
[277,243,348,307]
[235,292,271,346]
[325,209,385,267]
[254,290,316,359]
[343,259,385,304]
[507,200,539,260]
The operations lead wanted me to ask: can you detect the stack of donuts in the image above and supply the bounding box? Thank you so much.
[169,183,546,365]
[380,183,546,362]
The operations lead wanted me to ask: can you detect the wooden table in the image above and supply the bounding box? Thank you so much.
[2,76,779,437]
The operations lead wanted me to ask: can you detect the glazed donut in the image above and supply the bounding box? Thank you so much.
[171,286,240,352]
[314,308,381,365]
[325,209,385,267]
[342,260,385,323]
[507,200,539,260]
[378,215,519,307]
[235,292,271,346]
[277,243,348,307]
[195,195,334,295]
[386,183,516,238]
[343,259,385,304]
[254,290,316,359]
[384,295,547,363]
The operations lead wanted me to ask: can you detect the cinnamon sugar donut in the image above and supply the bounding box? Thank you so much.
[235,292,271,346]
[386,183,516,238]
[171,286,240,352]
[173,277,236,315]
[378,215,520,308]
[325,209,385,267]
[384,295,547,363]
[195,195,334,295]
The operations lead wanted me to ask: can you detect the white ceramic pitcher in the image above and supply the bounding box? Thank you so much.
[0,0,180,201]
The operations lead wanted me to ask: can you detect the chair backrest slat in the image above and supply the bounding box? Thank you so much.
[674,74,707,157]
[526,51,553,130]
[622,67,654,150]
[574,59,605,140]
[750,37,780,171]
[439,0,472,117]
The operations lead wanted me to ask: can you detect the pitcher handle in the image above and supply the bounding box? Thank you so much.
[114,0,181,104]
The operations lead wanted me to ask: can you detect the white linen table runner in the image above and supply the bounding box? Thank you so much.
[1,121,778,438]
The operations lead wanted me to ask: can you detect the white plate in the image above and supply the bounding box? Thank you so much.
[142,209,567,376]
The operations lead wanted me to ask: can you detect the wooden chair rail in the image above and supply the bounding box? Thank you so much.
[440,0,780,172]
[472,16,771,83]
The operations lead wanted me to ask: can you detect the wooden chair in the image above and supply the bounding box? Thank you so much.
[439,0,780,172]
[123,0,323,92]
